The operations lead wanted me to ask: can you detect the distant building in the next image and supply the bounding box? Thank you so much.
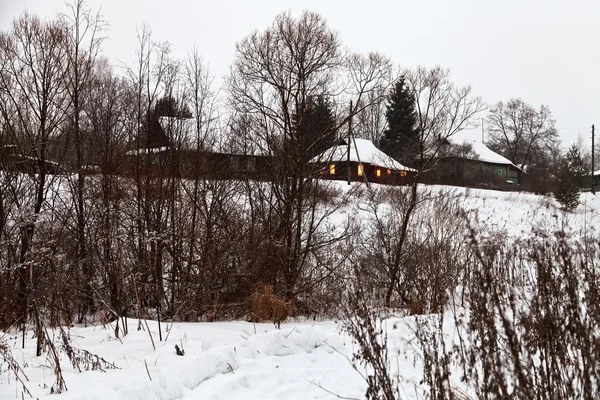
[309,138,415,185]
[592,170,600,190]
[0,144,61,175]
[125,117,272,180]
[434,138,520,187]
[126,119,417,186]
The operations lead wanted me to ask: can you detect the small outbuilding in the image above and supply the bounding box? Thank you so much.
[309,138,415,185]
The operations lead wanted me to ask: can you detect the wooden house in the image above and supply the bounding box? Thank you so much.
[309,138,415,185]
[433,138,520,187]
[125,117,272,180]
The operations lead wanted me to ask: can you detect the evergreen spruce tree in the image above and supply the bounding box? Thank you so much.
[565,144,587,187]
[379,76,419,166]
[294,95,337,163]
[554,145,584,211]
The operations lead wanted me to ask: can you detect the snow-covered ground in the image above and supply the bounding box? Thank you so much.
[420,184,600,238]
[0,319,366,399]
[2,184,600,400]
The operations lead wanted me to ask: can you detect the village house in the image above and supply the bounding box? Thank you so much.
[125,117,272,180]
[309,138,415,185]
[433,138,520,187]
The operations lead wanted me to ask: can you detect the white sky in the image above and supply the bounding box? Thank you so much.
[1,0,599,149]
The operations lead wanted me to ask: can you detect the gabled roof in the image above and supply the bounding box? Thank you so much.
[310,138,414,171]
[446,137,519,169]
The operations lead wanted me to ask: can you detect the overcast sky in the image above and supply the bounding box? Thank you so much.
[1,0,599,148]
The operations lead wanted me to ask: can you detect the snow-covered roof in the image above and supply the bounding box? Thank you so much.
[125,146,168,156]
[310,138,414,171]
[446,137,518,168]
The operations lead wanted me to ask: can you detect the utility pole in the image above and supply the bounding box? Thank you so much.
[347,101,352,185]
[481,118,484,143]
[593,124,596,194]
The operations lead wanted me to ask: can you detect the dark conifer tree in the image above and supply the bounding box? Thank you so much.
[565,144,587,187]
[379,76,419,166]
[555,144,584,211]
[554,167,580,211]
[294,95,337,163]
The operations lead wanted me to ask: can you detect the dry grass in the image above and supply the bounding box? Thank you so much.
[249,283,295,327]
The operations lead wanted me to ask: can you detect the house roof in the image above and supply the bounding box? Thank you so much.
[447,137,519,168]
[310,138,414,171]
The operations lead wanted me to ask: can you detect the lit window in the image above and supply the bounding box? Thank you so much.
[357,165,363,176]
[400,171,407,177]
[376,169,381,177]
[329,164,336,175]
[387,169,391,175]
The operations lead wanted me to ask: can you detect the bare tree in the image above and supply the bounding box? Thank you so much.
[85,58,132,330]
[363,66,483,306]
[123,25,174,330]
[343,52,394,123]
[228,11,344,302]
[0,13,69,354]
[486,98,559,178]
[342,68,483,398]
[404,66,484,172]
[353,88,388,142]
[60,0,106,320]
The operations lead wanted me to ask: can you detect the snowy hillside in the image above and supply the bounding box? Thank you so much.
[2,183,600,400]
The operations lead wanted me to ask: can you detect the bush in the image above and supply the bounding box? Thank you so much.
[410,227,600,400]
[249,283,294,327]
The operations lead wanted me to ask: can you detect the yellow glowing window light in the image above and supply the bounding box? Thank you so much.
[400,171,407,177]
[376,169,381,177]
[329,164,335,175]
[357,165,363,176]
[387,169,391,175]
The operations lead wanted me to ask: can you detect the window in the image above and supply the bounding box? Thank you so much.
[387,169,391,175]
[329,164,336,175]
[357,165,363,176]
[376,169,381,177]
[400,171,407,177]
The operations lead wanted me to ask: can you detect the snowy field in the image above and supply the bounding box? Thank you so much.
[2,316,447,399]
[1,320,368,399]
[2,184,600,400]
